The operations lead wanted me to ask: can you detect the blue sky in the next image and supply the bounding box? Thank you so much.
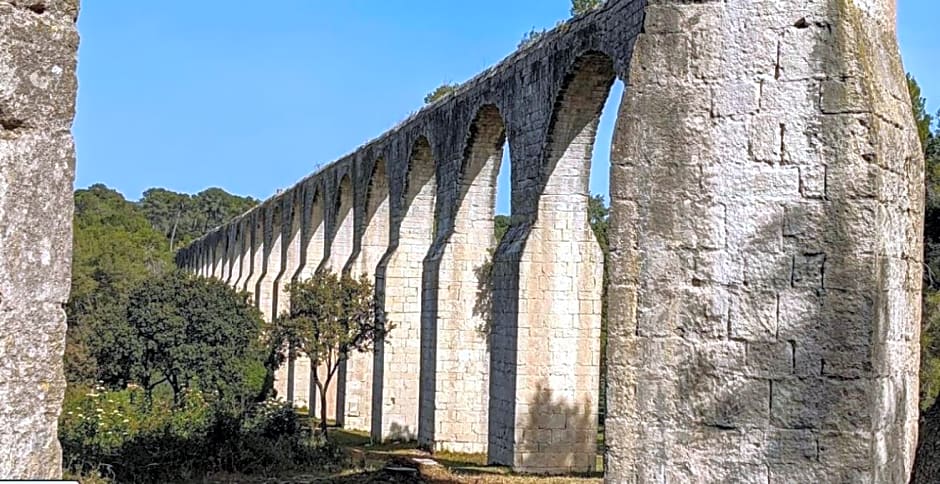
[74,1,938,215]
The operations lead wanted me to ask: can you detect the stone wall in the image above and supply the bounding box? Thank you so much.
[0,0,80,477]
[606,0,923,481]
[179,0,922,479]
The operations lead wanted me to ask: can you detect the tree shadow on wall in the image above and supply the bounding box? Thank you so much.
[472,249,496,340]
[648,169,899,482]
[518,382,600,476]
[385,422,416,444]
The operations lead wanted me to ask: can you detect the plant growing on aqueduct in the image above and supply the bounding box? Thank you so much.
[275,272,384,435]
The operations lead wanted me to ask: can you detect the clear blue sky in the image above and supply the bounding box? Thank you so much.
[74,1,939,215]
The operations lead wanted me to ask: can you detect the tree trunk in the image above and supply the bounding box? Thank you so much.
[914,399,940,483]
[319,381,329,436]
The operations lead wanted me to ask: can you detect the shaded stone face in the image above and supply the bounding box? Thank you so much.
[180,0,922,481]
[0,0,80,478]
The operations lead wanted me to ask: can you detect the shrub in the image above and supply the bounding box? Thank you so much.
[60,385,340,482]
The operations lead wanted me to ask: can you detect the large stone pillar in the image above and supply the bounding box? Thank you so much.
[420,107,503,454]
[344,159,389,432]
[375,138,436,442]
[606,0,923,482]
[0,0,80,477]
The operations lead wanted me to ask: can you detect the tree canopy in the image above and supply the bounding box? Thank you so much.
[276,272,382,434]
[66,184,258,387]
[126,270,266,408]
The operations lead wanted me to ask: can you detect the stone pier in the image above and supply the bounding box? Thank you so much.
[0,0,80,477]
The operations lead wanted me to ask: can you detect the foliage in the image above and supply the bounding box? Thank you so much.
[917,72,940,409]
[571,0,603,16]
[139,187,257,251]
[909,74,934,149]
[68,185,174,386]
[275,272,382,435]
[66,184,257,387]
[60,385,340,483]
[125,270,267,409]
[71,185,172,305]
[494,215,510,243]
[424,83,459,104]
[588,194,609,253]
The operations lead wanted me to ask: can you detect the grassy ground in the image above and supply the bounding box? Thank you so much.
[205,427,603,483]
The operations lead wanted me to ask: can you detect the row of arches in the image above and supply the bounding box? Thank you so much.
[181,50,623,473]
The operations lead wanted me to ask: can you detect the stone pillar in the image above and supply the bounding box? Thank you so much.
[376,138,436,442]
[606,0,923,482]
[314,176,353,423]
[489,53,611,474]
[231,219,249,290]
[271,196,297,401]
[345,159,390,432]
[293,190,324,411]
[420,107,503,454]
[242,214,262,295]
[0,0,80,477]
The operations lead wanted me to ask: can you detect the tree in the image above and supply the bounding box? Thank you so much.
[588,194,609,253]
[494,215,511,243]
[915,79,940,480]
[276,272,383,435]
[126,270,266,409]
[68,185,174,385]
[571,0,603,16]
[139,186,257,250]
[909,74,934,149]
[424,83,459,104]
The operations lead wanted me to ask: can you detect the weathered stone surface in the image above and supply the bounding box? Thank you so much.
[0,0,79,478]
[178,0,921,480]
[608,0,922,482]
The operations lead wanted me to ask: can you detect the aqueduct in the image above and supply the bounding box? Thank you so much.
[176,0,925,480]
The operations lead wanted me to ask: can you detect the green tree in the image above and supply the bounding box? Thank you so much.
[494,215,511,243]
[139,187,257,250]
[68,185,173,385]
[588,194,609,252]
[909,74,934,149]
[424,83,459,104]
[139,187,191,250]
[125,270,266,409]
[276,272,383,435]
[571,0,602,16]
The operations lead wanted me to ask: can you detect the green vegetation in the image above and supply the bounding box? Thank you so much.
[61,184,326,482]
[424,83,459,104]
[913,74,940,411]
[125,271,269,409]
[570,0,603,16]
[275,272,382,436]
[67,184,257,387]
[60,384,340,483]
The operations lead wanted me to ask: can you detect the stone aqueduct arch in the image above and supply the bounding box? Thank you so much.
[176,0,924,480]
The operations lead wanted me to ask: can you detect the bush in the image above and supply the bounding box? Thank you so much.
[60,385,341,483]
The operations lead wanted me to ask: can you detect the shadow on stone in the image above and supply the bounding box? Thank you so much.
[517,382,599,475]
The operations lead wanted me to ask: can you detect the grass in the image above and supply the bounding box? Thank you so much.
[203,426,604,483]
